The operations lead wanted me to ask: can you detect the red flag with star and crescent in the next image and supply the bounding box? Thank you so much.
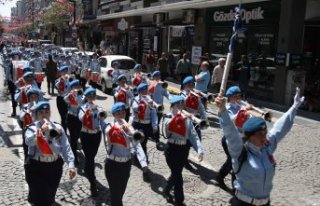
[132,75,142,87]
[185,92,199,111]
[58,78,65,93]
[168,113,187,137]
[108,125,128,148]
[21,89,29,104]
[148,81,157,94]
[23,112,33,128]
[68,92,78,107]
[36,129,53,155]
[18,78,25,87]
[137,100,147,120]
[116,89,127,104]
[16,66,23,79]
[82,109,94,130]
[234,109,249,128]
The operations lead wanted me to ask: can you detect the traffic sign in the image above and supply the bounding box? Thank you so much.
[72,32,77,39]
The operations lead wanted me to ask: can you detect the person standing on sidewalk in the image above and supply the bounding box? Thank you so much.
[211,58,225,93]
[24,101,76,206]
[78,87,107,197]
[46,54,58,95]
[104,102,149,206]
[157,52,169,81]
[195,61,211,93]
[215,88,304,206]
[176,53,192,89]
[238,55,251,100]
[162,95,204,206]
[144,49,155,74]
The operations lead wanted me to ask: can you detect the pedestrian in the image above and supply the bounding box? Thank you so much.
[55,66,70,132]
[176,53,192,89]
[215,88,304,206]
[157,52,169,81]
[46,54,58,95]
[211,58,225,93]
[104,102,149,206]
[24,101,76,206]
[238,55,251,100]
[162,95,204,205]
[89,53,100,88]
[78,87,107,197]
[64,80,84,166]
[195,61,211,93]
[144,49,155,73]
[167,51,177,79]
[148,71,171,149]
[215,86,252,189]
[131,83,157,182]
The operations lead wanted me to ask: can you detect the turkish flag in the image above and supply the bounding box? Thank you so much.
[132,76,142,87]
[108,125,128,148]
[36,129,53,155]
[116,89,127,104]
[68,92,78,107]
[234,109,249,128]
[168,113,187,137]
[21,89,29,104]
[137,100,147,120]
[185,92,199,111]
[148,81,157,94]
[18,78,25,87]
[58,78,65,93]
[82,109,94,130]
[23,112,33,128]
[16,66,23,79]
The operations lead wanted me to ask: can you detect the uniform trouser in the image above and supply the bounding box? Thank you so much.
[24,157,63,206]
[154,112,163,142]
[79,77,86,91]
[56,96,68,132]
[185,124,201,165]
[218,136,235,183]
[36,82,42,89]
[231,196,270,206]
[125,108,130,123]
[8,81,17,114]
[132,122,154,163]
[47,79,55,94]
[165,143,189,204]
[105,159,131,206]
[80,131,101,185]
[67,114,82,163]
[22,127,28,158]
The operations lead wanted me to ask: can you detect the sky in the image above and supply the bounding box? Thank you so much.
[0,0,18,18]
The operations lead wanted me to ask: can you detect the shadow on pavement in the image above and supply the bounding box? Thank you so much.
[149,170,167,196]
[95,95,108,101]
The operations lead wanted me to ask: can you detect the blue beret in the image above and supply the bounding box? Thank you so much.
[112,102,126,114]
[137,83,148,92]
[69,80,80,88]
[23,72,34,79]
[59,66,68,73]
[10,51,21,57]
[26,88,41,98]
[169,95,185,105]
[23,66,32,74]
[152,71,161,78]
[34,101,50,112]
[182,76,194,85]
[84,87,96,97]
[242,117,267,133]
[134,64,142,69]
[117,74,127,81]
[226,86,241,97]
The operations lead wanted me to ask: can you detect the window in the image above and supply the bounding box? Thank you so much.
[99,58,107,67]
[112,59,136,70]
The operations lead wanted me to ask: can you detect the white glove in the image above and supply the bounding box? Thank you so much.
[293,87,305,109]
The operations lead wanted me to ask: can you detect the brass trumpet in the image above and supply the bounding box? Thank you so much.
[193,89,216,101]
[91,105,107,119]
[44,118,62,139]
[118,119,145,142]
[141,95,164,113]
[240,101,272,122]
[181,110,210,129]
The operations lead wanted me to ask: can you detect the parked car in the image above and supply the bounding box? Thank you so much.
[97,55,136,93]
[58,47,79,56]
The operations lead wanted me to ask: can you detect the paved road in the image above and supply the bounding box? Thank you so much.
[0,64,319,206]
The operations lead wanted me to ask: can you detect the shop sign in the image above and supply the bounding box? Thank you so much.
[171,26,185,37]
[118,18,128,31]
[191,46,202,65]
[213,7,264,24]
[290,54,302,68]
[275,53,287,66]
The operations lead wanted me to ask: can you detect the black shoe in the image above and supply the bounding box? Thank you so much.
[143,171,151,183]
[175,203,186,206]
[11,113,16,117]
[90,184,98,197]
[162,189,174,203]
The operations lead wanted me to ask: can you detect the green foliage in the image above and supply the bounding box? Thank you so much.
[42,2,71,30]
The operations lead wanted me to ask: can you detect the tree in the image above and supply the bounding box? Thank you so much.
[42,2,71,31]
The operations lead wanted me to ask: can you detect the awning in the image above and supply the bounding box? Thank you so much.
[97,0,269,21]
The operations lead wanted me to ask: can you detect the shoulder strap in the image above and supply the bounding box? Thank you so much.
[234,143,248,175]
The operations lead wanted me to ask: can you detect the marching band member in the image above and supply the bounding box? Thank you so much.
[111,61,123,89]
[131,83,158,182]
[113,74,134,122]
[64,80,84,165]
[79,54,90,90]
[55,66,70,132]
[215,88,304,206]
[78,87,107,197]
[24,101,76,206]
[180,76,207,170]
[162,95,204,205]
[148,71,170,149]
[104,102,149,206]
[89,53,100,88]
[29,52,44,88]
[216,86,252,189]
[19,88,41,157]
[15,72,40,109]
[15,66,34,88]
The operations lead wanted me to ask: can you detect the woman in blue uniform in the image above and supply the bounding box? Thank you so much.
[24,101,76,206]
[162,95,204,206]
[215,88,304,206]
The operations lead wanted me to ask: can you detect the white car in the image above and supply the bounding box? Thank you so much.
[98,55,136,93]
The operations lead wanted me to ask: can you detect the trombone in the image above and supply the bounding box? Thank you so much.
[181,110,210,129]
[118,119,145,142]
[240,100,273,122]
